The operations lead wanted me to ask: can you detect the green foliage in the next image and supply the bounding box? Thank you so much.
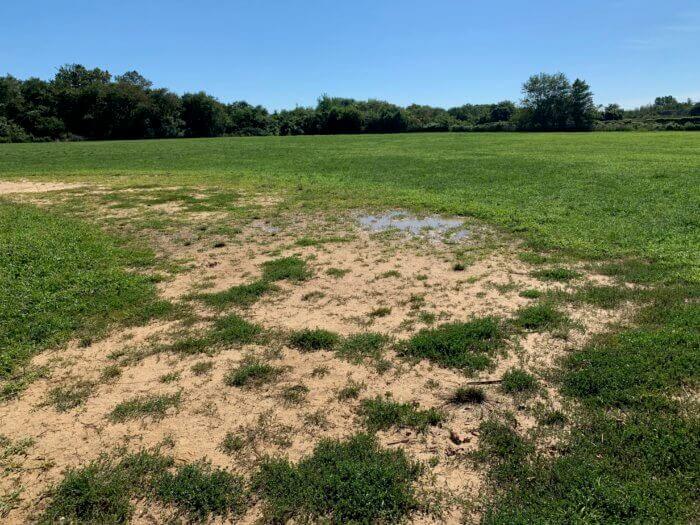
[512,303,569,331]
[199,279,274,308]
[211,314,262,345]
[40,451,173,523]
[252,433,422,523]
[325,267,350,278]
[531,267,581,281]
[190,361,214,376]
[500,369,538,394]
[0,202,166,380]
[261,256,311,282]
[451,386,486,404]
[519,288,542,299]
[337,380,366,401]
[281,384,309,405]
[109,392,181,422]
[569,284,631,309]
[359,397,445,432]
[561,326,699,410]
[336,332,387,363]
[155,461,247,521]
[401,318,505,371]
[45,381,94,412]
[288,328,339,352]
[224,358,282,388]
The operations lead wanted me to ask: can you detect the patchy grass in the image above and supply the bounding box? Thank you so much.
[101,365,122,381]
[155,461,247,521]
[451,385,486,404]
[252,433,422,523]
[295,236,351,247]
[500,369,538,395]
[369,306,392,318]
[40,450,245,523]
[519,288,542,299]
[219,432,246,455]
[224,358,282,388]
[531,267,581,282]
[280,384,309,405]
[378,269,401,278]
[262,256,311,282]
[289,328,340,352]
[211,314,262,345]
[337,379,366,401]
[359,397,445,432]
[44,381,95,412]
[512,303,570,331]
[336,332,387,363]
[400,318,506,371]
[325,267,350,278]
[199,280,274,308]
[190,360,214,376]
[568,284,632,309]
[159,372,180,383]
[109,392,181,422]
[0,202,169,385]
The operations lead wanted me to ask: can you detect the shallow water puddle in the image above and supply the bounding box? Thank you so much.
[358,211,469,241]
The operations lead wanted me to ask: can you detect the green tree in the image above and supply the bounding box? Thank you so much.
[181,92,227,137]
[569,79,596,130]
[520,73,572,130]
[602,103,624,121]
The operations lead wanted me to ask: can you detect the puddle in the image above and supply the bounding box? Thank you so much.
[358,211,469,241]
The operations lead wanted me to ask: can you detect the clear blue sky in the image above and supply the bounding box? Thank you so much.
[2,0,698,110]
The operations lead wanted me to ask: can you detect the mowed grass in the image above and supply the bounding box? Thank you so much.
[0,133,698,279]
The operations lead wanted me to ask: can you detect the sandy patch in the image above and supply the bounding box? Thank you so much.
[0,180,84,194]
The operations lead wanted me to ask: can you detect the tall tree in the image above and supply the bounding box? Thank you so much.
[569,79,596,130]
[520,73,572,130]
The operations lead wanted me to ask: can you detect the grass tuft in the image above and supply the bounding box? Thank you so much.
[224,358,282,388]
[512,303,569,331]
[531,267,581,282]
[199,280,274,308]
[45,381,95,412]
[289,329,339,352]
[500,369,538,394]
[359,397,445,432]
[252,433,422,524]
[109,392,181,422]
[451,385,486,404]
[336,332,387,363]
[401,317,505,371]
[262,256,311,282]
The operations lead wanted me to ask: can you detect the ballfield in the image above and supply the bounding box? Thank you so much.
[0,132,698,523]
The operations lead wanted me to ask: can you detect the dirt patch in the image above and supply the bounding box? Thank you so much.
[0,188,632,523]
[0,180,84,194]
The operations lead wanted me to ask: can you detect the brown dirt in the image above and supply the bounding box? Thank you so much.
[0,187,631,524]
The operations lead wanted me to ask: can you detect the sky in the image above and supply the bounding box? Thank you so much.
[2,0,699,110]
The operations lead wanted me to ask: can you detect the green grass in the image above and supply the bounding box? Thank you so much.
[224,358,282,388]
[0,201,168,383]
[199,279,274,308]
[512,303,569,331]
[500,369,538,395]
[252,433,422,523]
[45,381,95,412]
[261,256,311,282]
[400,317,505,371]
[154,461,247,521]
[531,267,581,282]
[109,392,181,422]
[40,450,246,523]
[451,385,486,404]
[335,332,387,363]
[1,133,696,280]
[358,397,445,432]
[211,314,262,345]
[288,328,340,352]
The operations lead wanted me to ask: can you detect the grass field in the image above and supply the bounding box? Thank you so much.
[0,132,698,523]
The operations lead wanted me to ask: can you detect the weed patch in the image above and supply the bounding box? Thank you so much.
[199,280,274,308]
[109,392,181,422]
[262,256,311,282]
[336,332,387,363]
[401,318,505,371]
[253,433,422,523]
[359,397,445,432]
[289,328,339,352]
[501,369,538,395]
[512,303,569,331]
[224,358,282,388]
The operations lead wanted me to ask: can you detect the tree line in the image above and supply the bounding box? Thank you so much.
[1,65,698,142]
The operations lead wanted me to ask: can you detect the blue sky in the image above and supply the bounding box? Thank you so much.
[2,0,698,109]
